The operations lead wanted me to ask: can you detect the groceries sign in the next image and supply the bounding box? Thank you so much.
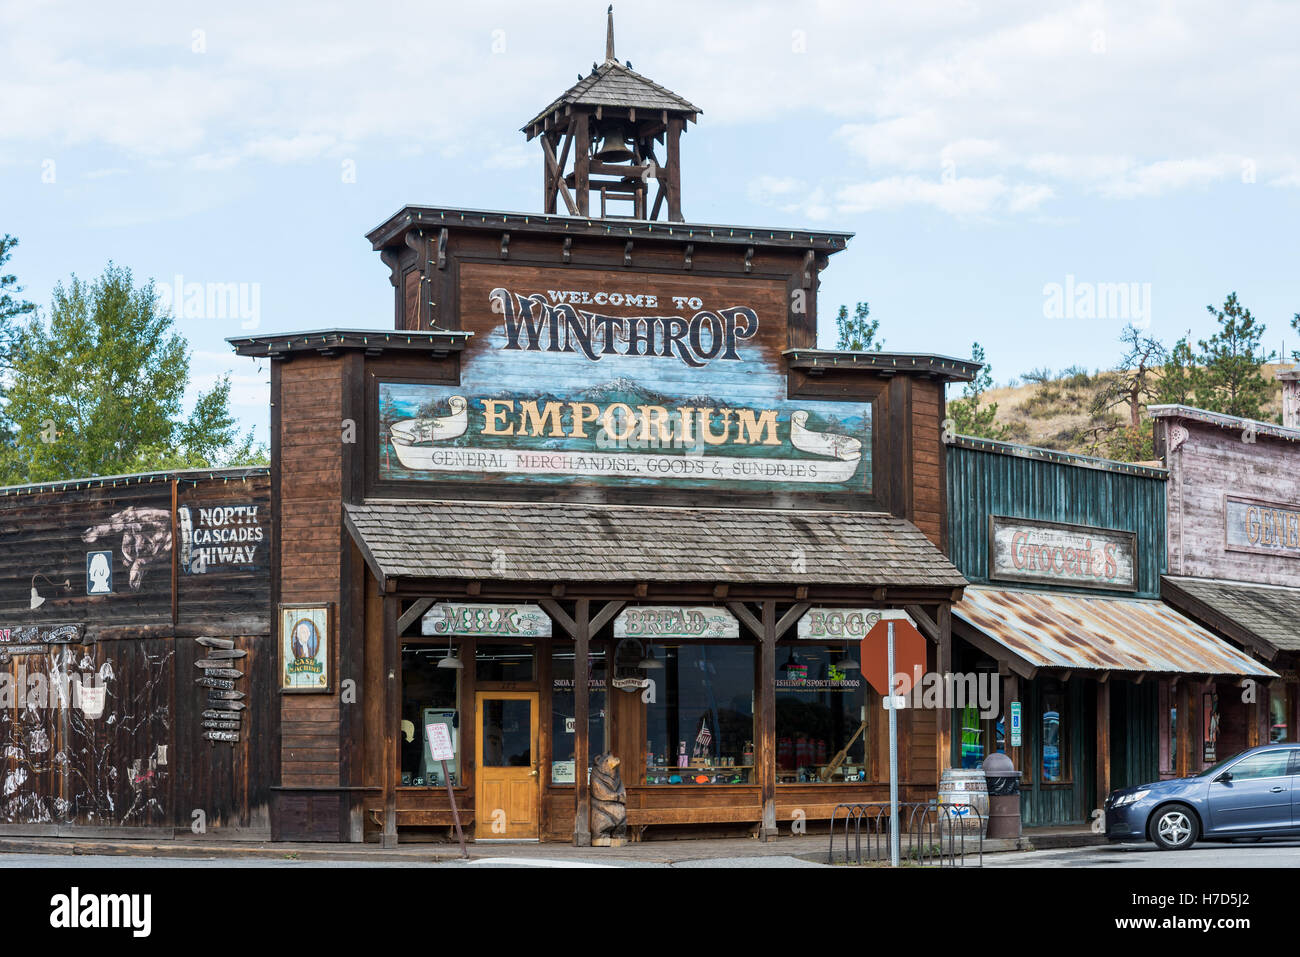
[377,265,871,495]
[989,516,1137,592]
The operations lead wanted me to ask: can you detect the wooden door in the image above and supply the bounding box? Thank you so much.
[475,692,540,840]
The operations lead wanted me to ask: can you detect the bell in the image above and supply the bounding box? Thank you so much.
[593,124,635,162]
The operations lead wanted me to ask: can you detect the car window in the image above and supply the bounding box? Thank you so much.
[1290,751,1300,776]
[1224,751,1292,781]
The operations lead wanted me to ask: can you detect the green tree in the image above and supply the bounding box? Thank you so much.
[3,263,265,484]
[834,301,882,351]
[1192,292,1274,418]
[947,342,1008,439]
[1152,333,1196,406]
[0,234,36,370]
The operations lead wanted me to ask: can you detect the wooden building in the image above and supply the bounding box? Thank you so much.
[229,209,982,844]
[945,436,1274,827]
[1152,404,1300,771]
[223,16,990,844]
[0,468,272,837]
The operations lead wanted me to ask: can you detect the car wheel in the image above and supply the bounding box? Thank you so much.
[1150,803,1199,851]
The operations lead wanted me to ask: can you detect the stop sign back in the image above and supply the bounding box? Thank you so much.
[861,617,928,697]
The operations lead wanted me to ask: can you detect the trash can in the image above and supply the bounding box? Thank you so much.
[982,752,1022,840]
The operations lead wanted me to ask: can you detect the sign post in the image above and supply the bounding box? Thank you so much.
[426,722,468,858]
[1010,701,1022,748]
[887,620,899,868]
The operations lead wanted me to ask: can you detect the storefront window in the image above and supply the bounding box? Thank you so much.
[1203,691,1220,764]
[400,645,461,787]
[1041,691,1065,783]
[1270,685,1291,743]
[644,644,754,785]
[775,644,869,783]
[550,646,607,784]
[960,705,985,769]
[476,642,535,682]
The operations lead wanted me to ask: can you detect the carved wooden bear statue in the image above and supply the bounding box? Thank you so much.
[589,751,627,846]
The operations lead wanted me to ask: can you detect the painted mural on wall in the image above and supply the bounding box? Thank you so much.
[81,507,172,591]
[0,643,171,826]
[378,268,872,493]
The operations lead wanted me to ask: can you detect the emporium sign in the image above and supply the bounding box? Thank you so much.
[1224,495,1300,560]
[989,516,1137,592]
[421,603,552,638]
[377,277,871,494]
[614,606,739,639]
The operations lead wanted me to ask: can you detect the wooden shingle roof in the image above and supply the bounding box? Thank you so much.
[1163,575,1300,655]
[524,60,701,135]
[345,499,965,590]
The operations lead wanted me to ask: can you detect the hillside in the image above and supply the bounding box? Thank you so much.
[973,363,1290,461]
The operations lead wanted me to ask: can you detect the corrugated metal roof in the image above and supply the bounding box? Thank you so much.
[953,585,1275,677]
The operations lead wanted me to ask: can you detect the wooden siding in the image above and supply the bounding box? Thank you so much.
[277,357,344,789]
[947,443,1167,598]
[0,472,271,834]
[910,378,944,548]
[1163,421,1300,587]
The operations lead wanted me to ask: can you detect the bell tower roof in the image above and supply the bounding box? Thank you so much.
[522,6,699,221]
[522,6,700,140]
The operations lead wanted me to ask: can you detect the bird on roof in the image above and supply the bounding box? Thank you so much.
[625,61,632,69]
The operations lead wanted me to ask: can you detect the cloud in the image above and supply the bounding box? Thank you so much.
[836,175,1019,218]
[2,0,1298,216]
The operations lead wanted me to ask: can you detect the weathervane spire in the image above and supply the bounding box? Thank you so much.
[605,5,616,63]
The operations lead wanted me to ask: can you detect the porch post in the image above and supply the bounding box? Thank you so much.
[934,605,952,781]
[382,593,399,848]
[758,600,777,841]
[1175,679,1191,776]
[1095,678,1111,810]
[1004,671,1022,771]
[1247,678,1266,749]
[573,598,591,846]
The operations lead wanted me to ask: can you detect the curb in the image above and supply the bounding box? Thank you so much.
[0,838,465,864]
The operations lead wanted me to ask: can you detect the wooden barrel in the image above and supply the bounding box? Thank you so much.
[938,768,989,836]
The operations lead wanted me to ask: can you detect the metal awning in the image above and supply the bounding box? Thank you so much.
[953,585,1276,680]
[1162,575,1300,659]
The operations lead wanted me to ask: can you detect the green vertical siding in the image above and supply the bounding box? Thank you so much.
[946,442,1168,825]
[946,443,1168,597]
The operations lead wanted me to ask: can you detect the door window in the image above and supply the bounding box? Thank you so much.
[481,698,532,767]
[1224,751,1291,781]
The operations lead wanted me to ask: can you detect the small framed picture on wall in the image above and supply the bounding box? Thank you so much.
[280,603,332,693]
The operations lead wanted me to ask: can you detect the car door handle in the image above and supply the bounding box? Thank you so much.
[1269,786,1285,793]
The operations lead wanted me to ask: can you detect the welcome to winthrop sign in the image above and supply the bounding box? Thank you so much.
[377,269,872,494]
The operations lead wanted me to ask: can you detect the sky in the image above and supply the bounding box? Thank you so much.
[2,0,1298,445]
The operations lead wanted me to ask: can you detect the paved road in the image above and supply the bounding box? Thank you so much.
[987,839,1300,868]
[3,841,1298,868]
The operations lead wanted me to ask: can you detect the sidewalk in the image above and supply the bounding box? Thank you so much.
[0,829,1048,866]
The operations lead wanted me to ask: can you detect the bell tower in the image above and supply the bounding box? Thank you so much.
[522,6,700,221]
